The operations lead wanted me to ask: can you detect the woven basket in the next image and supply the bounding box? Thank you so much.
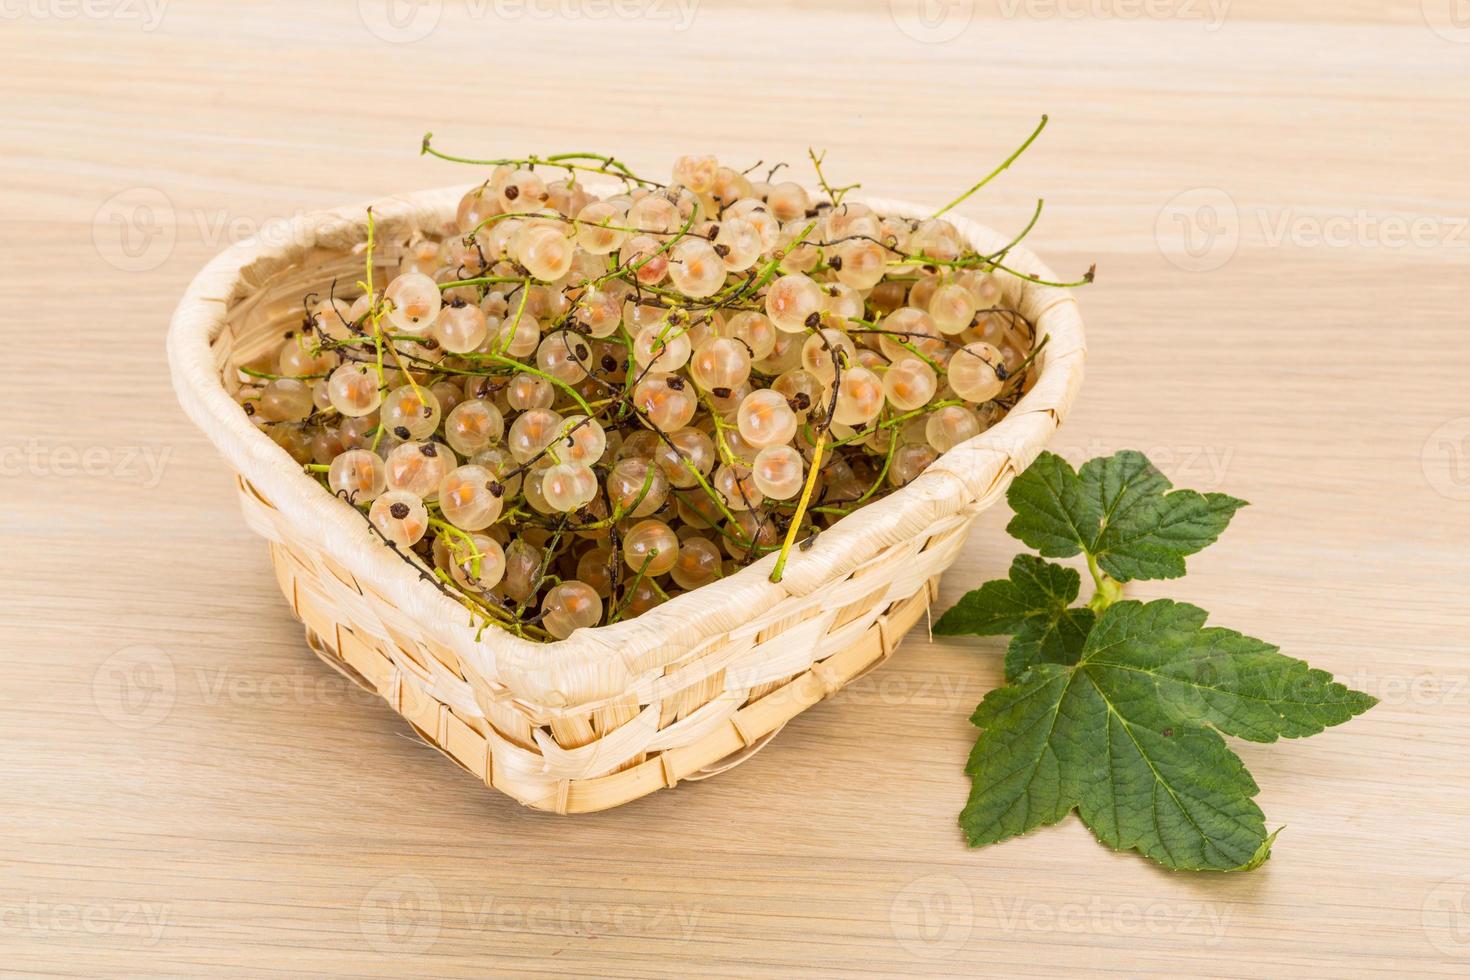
[167,184,1086,813]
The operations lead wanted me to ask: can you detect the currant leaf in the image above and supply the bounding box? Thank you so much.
[959,600,1376,871]
[1005,607,1094,680]
[1004,453,1100,559]
[1004,450,1247,582]
[933,555,1080,637]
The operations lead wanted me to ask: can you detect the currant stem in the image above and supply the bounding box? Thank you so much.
[421,134,662,187]
[931,115,1049,219]
[1086,552,1125,611]
[769,430,827,584]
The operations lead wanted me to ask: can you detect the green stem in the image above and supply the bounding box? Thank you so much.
[808,148,860,206]
[891,251,1094,289]
[593,211,698,287]
[241,366,328,382]
[812,428,897,515]
[461,352,593,415]
[361,208,388,453]
[438,275,526,291]
[770,431,827,584]
[610,552,658,623]
[420,137,661,188]
[1086,552,1125,611]
[985,197,1045,262]
[931,115,1049,219]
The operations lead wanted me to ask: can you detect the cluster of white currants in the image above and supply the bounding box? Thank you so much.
[233,151,1038,641]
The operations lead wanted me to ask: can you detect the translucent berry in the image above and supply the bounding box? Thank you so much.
[800,329,857,384]
[444,398,504,457]
[723,509,777,561]
[634,322,693,376]
[556,415,607,466]
[890,444,939,487]
[689,337,752,394]
[833,239,888,290]
[765,181,810,222]
[925,404,982,453]
[655,427,716,489]
[765,273,824,333]
[541,581,602,639]
[929,283,978,335]
[633,373,697,431]
[878,308,946,363]
[258,379,314,423]
[882,358,938,411]
[668,239,727,298]
[620,234,670,285]
[711,166,753,206]
[507,372,555,411]
[607,457,669,518]
[448,534,506,592]
[832,366,884,426]
[369,490,428,548]
[380,385,442,440]
[721,311,777,361]
[713,218,763,272]
[501,538,543,602]
[714,464,764,511]
[752,445,805,500]
[383,272,441,334]
[576,546,617,597]
[385,441,452,499]
[508,407,564,463]
[541,462,599,512]
[575,200,628,255]
[438,464,504,530]
[514,224,576,281]
[277,339,338,378]
[328,449,386,504]
[947,342,1005,403]
[536,331,593,384]
[622,519,679,576]
[772,369,823,420]
[498,168,548,210]
[494,310,542,358]
[737,389,798,449]
[470,445,523,499]
[673,154,719,194]
[670,536,723,590]
[628,195,681,236]
[434,301,489,353]
[574,285,625,338]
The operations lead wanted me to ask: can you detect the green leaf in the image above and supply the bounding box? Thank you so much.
[1082,600,1378,742]
[1079,450,1172,537]
[1005,607,1095,680]
[934,555,1080,637]
[960,600,1375,871]
[1005,450,1248,583]
[961,664,1078,847]
[1078,451,1247,582]
[1094,488,1247,582]
[1004,453,1100,559]
[1239,828,1283,872]
[933,554,1095,681]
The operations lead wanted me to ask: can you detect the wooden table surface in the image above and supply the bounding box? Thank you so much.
[3,1,1468,975]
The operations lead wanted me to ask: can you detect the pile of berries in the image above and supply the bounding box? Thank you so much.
[232,147,1050,641]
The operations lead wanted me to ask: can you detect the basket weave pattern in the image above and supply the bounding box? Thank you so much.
[168,186,1086,813]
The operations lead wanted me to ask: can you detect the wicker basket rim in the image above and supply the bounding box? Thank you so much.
[167,183,1085,702]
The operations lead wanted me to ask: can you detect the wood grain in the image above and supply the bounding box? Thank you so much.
[2,1,1467,975]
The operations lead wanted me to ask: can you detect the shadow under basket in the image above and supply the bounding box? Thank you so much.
[167,184,1086,814]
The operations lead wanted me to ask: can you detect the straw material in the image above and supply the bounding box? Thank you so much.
[167,185,1086,812]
